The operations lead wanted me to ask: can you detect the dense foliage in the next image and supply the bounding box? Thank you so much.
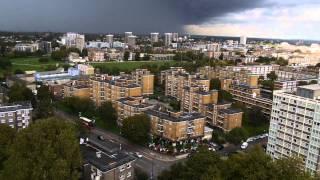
[121,114,151,145]
[0,118,82,180]
[158,147,314,180]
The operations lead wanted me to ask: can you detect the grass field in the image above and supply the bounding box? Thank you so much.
[10,57,63,72]
[90,60,178,72]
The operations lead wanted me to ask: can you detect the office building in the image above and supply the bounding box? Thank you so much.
[115,97,154,125]
[146,109,205,142]
[0,102,33,129]
[267,83,320,173]
[150,33,159,43]
[164,33,173,47]
[124,32,133,43]
[81,137,135,180]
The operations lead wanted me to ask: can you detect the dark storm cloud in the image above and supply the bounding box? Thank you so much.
[0,0,268,33]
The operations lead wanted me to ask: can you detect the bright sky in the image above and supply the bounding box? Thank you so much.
[184,0,320,40]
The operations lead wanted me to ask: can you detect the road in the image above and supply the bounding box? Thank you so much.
[54,109,268,178]
[54,109,184,178]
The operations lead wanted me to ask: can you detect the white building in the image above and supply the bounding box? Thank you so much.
[226,65,280,78]
[124,32,133,43]
[61,32,85,51]
[240,36,247,45]
[172,33,179,42]
[150,33,159,43]
[207,43,220,52]
[106,34,114,45]
[164,33,173,47]
[15,43,39,52]
[127,35,137,47]
[267,83,320,173]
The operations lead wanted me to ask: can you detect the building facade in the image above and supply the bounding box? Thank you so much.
[267,84,320,173]
[146,109,205,142]
[0,102,32,129]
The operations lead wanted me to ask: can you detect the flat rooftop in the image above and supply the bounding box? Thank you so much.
[145,109,204,122]
[298,84,320,91]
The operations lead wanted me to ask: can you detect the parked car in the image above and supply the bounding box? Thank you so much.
[135,152,143,158]
[241,142,249,150]
[97,135,105,141]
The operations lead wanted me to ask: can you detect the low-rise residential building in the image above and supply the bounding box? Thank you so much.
[15,43,39,52]
[0,102,32,129]
[226,65,280,78]
[81,137,135,180]
[35,68,80,85]
[181,86,218,114]
[64,80,91,99]
[88,49,105,62]
[226,75,273,116]
[115,97,154,125]
[77,64,95,75]
[146,109,205,142]
[131,69,154,95]
[161,68,210,100]
[90,70,154,106]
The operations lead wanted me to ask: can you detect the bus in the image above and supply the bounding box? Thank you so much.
[79,116,95,129]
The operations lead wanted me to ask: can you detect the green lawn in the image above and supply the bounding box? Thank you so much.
[90,60,178,72]
[10,57,63,72]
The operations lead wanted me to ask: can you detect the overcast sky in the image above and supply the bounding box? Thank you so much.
[0,0,319,40]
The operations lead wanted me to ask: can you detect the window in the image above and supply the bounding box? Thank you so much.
[8,119,13,123]
[0,113,4,117]
[127,172,132,178]
[8,113,13,116]
[119,165,125,172]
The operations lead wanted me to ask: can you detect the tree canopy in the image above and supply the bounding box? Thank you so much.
[121,114,150,145]
[158,146,314,180]
[0,118,82,180]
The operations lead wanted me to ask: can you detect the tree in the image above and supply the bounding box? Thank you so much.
[219,54,224,60]
[35,85,53,119]
[14,69,24,74]
[169,99,180,111]
[309,80,318,85]
[51,49,68,61]
[97,101,117,125]
[267,71,278,81]
[0,118,82,180]
[121,114,150,145]
[0,125,15,169]
[135,52,141,61]
[226,127,249,145]
[81,48,88,57]
[60,97,96,117]
[142,54,151,61]
[8,83,36,107]
[0,57,12,70]
[210,78,221,90]
[158,146,314,180]
[124,51,130,61]
[275,57,288,66]
[224,146,276,180]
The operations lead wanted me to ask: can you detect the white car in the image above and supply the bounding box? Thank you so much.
[135,152,143,158]
[241,142,249,150]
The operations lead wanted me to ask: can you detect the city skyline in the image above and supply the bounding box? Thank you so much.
[0,0,319,40]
